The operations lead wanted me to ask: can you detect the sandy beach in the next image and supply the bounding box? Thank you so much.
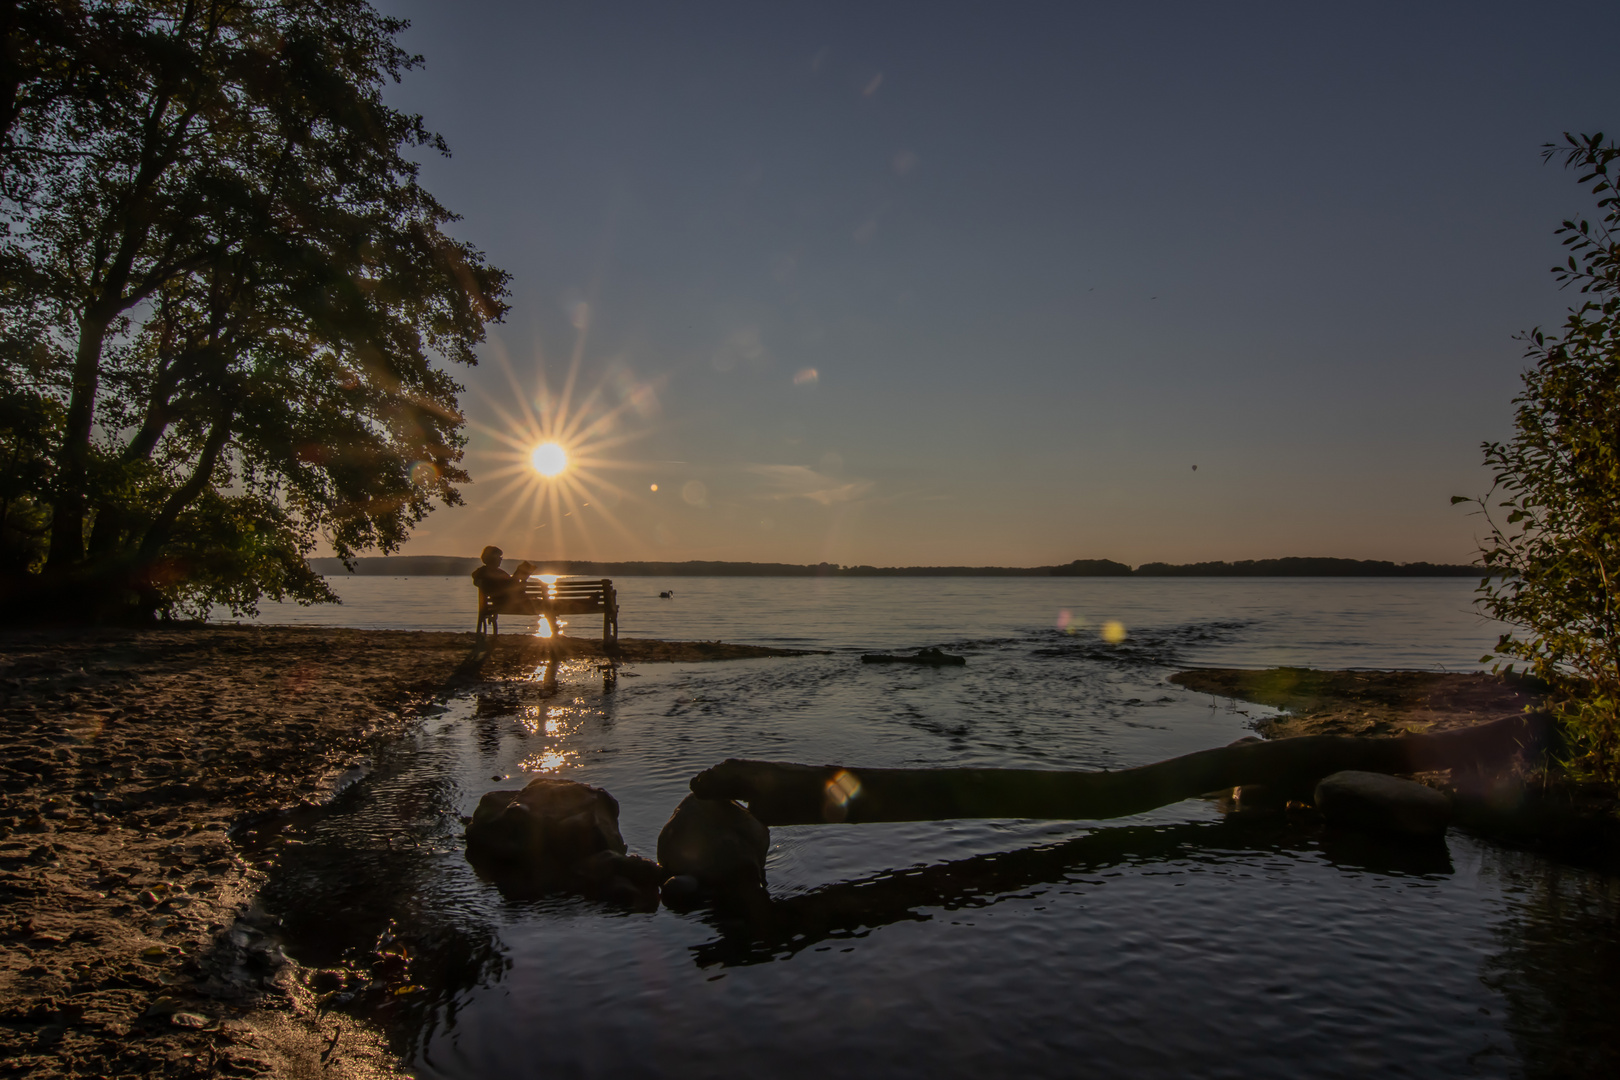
[0,625,807,1079]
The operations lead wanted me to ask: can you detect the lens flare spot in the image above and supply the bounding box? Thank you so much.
[822,769,863,822]
[793,367,819,386]
[649,483,659,492]
[1101,620,1127,645]
[530,441,568,477]
[408,460,438,487]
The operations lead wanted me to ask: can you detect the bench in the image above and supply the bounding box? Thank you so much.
[476,577,620,647]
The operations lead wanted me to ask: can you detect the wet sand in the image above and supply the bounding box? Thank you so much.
[0,625,811,1079]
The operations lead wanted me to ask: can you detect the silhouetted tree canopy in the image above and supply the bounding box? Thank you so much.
[1460,131,1620,779]
[0,0,508,619]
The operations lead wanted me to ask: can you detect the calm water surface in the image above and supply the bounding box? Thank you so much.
[244,578,1619,1078]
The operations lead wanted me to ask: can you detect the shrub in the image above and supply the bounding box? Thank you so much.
[1459,133,1620,780]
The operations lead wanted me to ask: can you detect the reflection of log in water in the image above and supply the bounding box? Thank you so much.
[687,816,1454,968]
[690,714,1552,826]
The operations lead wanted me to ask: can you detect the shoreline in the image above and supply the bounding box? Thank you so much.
[1173,666,1620,859]
[0,628,1599,1077]
[0,625,812,1079]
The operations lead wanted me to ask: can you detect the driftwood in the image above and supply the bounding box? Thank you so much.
[688,713,1553,826]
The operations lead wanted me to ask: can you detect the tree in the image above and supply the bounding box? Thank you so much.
[0,1,508,619]
[1458,132,1620,780]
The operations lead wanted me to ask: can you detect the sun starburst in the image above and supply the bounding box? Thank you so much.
[469,321,660,559]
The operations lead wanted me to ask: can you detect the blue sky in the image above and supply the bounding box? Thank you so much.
[376,0,1620,566]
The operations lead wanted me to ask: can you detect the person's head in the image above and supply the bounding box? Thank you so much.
[513,561,535,578]
[480,545,503,567]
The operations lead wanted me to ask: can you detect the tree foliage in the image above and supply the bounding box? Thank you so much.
[1459,132,1620,779]
[0,1,508,618]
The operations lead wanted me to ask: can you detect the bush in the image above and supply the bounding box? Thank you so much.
[1459,133,1620,780]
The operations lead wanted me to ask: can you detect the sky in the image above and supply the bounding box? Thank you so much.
[371,0,1620,568]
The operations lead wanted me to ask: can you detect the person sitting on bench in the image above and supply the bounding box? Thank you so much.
[472,545,515,597]
[473,548,560,637]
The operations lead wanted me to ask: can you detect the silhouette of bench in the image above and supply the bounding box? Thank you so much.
[476,577,619,648]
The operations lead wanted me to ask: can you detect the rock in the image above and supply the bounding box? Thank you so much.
[576,851,666,910]
[1313,770,1452,838]
[466,777,627,866]
[860,647,966,666]
[307,968,346,993]
[659,874,701,902]
[656,795,769,892]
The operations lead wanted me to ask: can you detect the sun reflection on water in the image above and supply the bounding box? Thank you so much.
[520,748,578,773]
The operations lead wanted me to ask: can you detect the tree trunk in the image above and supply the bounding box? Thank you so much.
[45,312,115,569]
[137,410,231,559]
[688,713,1553,826]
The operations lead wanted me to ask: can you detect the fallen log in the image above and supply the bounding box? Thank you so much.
[688,713,1553,826]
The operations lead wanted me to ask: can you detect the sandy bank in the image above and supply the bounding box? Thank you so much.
[0,624,812,1079]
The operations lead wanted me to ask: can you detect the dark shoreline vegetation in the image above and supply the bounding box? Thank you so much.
[309,555,1485,578]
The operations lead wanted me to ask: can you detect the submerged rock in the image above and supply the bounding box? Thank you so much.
[861,647,965,666]
[577,850,667,910]
[656,794,769,894]
[1314,770,1452,838]
[466,777,628,865]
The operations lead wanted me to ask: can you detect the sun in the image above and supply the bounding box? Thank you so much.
[469,324,662,559]
[530,441,569,478]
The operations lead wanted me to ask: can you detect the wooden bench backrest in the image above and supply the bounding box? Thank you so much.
[477,577,618,645]
[523,578,613,601]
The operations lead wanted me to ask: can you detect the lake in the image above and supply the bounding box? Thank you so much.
[243,577,1619,1078]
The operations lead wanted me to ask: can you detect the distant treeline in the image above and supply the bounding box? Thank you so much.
[306,556,1484,578]
[1132,557,1481,577]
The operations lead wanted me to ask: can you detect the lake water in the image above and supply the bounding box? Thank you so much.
[245,578,1620,1078]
